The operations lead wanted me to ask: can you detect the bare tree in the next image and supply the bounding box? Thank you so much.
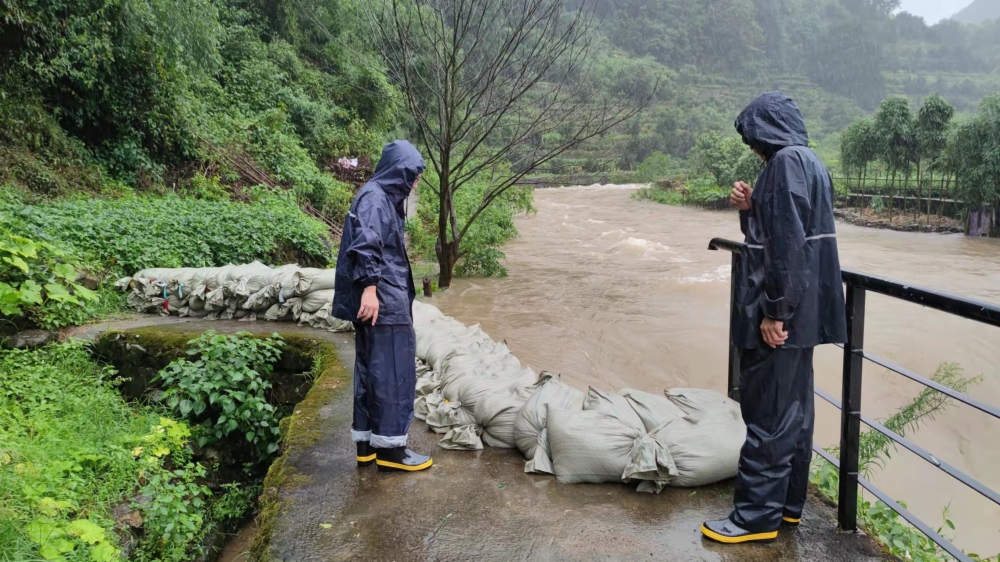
[363,0,656,287]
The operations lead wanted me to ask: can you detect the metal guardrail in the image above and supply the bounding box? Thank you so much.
[708,237,1000,562]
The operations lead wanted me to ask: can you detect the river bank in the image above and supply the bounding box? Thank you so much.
[833,208,966,234]
[431,184,1000,556]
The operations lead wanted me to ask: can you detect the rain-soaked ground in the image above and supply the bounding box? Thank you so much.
[69,315,889,562]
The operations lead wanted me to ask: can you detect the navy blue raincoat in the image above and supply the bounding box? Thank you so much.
[334,141,425,450]
[733,92,847,349]
[726,92,848,534]
[333,141,425,326]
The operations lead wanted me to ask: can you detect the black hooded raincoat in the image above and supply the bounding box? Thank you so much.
[333,140,425,449]
[728,92,847,533]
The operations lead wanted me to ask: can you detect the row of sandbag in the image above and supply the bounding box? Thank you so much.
[411,300,746,492]
[114,262,352,332]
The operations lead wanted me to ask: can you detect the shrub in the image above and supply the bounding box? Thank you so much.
[0,231,98,329]
[157,331,285,459]
[406,167,534,278]
[1,189,332,278]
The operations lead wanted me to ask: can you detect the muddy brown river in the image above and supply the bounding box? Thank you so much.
[429,185,1000,555]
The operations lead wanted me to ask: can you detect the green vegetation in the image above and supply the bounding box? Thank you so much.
[158,331,285,459]
[407,167,534,278]
[2,190,331,279]
[0,191,331,330]
[810,363,996,562]
[0,231,99,329]
[0,343,214,562]
[0,328,318,562]
[0,0,393,213]
[838,91,1000,231]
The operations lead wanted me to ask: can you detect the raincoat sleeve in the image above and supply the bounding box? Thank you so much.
[346,195,389,287]
[739,211,750,235]
[759,155,811,321]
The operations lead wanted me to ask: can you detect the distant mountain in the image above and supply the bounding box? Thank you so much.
[952,0,1000,24]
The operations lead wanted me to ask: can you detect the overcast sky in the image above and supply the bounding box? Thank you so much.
[898,0,974,24]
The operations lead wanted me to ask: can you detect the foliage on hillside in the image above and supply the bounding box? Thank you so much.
[0,0,396,218]
[562,0,1000,175]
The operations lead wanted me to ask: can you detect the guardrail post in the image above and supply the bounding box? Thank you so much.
[838,284,866,531]
[727,252,741,402]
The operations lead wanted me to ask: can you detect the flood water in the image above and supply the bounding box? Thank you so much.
[430,185,1000,555]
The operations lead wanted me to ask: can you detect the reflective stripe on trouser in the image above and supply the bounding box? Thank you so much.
[351,323,417,449]
[730,346,815,533]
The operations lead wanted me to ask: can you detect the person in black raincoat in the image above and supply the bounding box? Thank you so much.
[702,92,847,543]
[333,140,433,472]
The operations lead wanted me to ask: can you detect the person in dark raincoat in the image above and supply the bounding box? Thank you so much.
[702,92,847,543]
[333,140,433,472]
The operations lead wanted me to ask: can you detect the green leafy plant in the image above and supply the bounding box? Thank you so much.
[810,363,993,562]
[0,231,97,327]
[135,462,210,561]
[157,331,284,458]
[0,343,160,561]
[3,190,331,278]
[407,166,534,279]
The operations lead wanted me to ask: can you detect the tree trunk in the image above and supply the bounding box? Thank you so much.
[436,238,459,289]
[436,171,457,289]
[889,170,897,223]
[858,166,865,213]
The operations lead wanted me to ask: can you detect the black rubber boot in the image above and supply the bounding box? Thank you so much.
[374,447,433,472]
[781,511,801,526]
[701,518,778,544]
[356,442,376,467]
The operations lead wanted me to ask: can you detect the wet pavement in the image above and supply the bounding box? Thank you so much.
[72,316,890,562]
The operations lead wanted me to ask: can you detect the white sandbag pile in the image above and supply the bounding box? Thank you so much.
[411,300,746,492]
[115,262,353,332]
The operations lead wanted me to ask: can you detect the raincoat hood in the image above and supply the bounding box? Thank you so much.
[371,140,426,210]
[734,91,809,159]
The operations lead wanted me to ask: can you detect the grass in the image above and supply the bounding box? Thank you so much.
[0,343,163,561]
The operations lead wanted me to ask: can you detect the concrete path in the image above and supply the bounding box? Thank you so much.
[74,316,890,562]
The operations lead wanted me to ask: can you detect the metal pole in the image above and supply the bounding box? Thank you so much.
[727,252,741,402]
[838,285,866,531]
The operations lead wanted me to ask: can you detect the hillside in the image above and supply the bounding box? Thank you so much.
[953,0,1000,24]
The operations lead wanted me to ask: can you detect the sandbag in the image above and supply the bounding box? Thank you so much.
[204,287,228,311]
[243,284,280,311]
[547,408,675,488]
[300,289,335,313]
[648,388,745,487]
[295,267,338,294]
[583,387,645,431]
[425,400,476,435]
[298,304,353,332]
[442,365,537,421]
[439,424,484,451]
[415,389,444,421]
[514,372,586,474]
[264,299,299,322]
[415,365,442,397]
[474,381,538,449]
[178,306,211,318]
[622,388,686,433]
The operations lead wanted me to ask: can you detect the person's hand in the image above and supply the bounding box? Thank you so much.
[358,285,379,325]
[730,182,753,212]
[761,318,788,348]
